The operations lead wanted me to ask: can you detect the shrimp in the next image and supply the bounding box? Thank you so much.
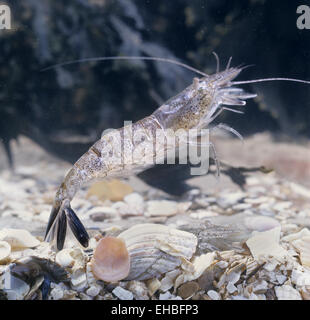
[44,54,310,250]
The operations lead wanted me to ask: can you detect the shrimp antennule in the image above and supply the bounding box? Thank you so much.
[41,55,209,78]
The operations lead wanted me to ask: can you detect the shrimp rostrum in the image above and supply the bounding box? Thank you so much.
[44,55,310,250]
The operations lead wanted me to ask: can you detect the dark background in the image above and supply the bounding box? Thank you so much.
[1,0,310,167]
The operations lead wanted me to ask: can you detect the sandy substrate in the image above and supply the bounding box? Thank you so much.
[0,134,310,300]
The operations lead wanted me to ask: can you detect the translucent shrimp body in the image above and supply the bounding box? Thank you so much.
[44,65,258,250]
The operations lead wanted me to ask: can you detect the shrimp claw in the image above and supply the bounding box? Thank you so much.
[65,206,89,248]
[45,200,89,250]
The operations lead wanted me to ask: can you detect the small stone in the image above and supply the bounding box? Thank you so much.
[276,275,287,285]
[145,200,179,217]
[124,192,144,208]
[226,271,241,285]
[177,281,200,299]
[217,192,245,208]
[146,278,161,296]
[275,285,302,300]
[227,282,237,294]
[71,269,87,290]
[112,286,134,300]
[273,201,292,211]
[86,285,101,297]
[50,287,64,300]
[207,290,221,300]
[217,261,228,269]
[160,269,181,292]
[87,179,133,201]
[253,280,268,294]
[159,292,182,300]
[291,269,310,286]
[264,262,277,272]
[127,281,149,300]
[88,206,118,221]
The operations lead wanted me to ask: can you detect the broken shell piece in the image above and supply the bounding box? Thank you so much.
[175,252,216,289]
[246,227,288,261]
[2,273,30,300]
[118,223,197,281]
[160,269,182,292]
[91,237,130,283]
[0,241,11,263]
[127,280,149,300]
[55,248,86,269]
[282,228,310,242]
[145,200,179,217]
[71,268,87,291]
[275,285,302,300]
[244,216,280,232]
[146,278,161,296]
[291,236,310,268]
[0,229,40,249]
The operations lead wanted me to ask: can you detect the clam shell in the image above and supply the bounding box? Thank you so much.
[55,248,86,269]
[91,237,130,283]
[117,223,197,281]
[0,241,11,263]
[0,228,40,249]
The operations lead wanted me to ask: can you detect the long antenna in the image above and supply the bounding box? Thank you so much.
[233,77,310,85]
[41,55,209,78]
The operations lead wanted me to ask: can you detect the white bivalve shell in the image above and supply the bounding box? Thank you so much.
[0,228,40,249]
[117,223,198,280]
[0,241,11,263]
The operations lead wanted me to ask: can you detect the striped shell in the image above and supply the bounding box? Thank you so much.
[117,223,197,281]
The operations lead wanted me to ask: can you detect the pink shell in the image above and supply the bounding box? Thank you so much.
[91,237,130,282]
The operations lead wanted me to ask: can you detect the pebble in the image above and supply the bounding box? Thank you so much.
[86,285,101,297]
[112,286,134,300]
[50,287,64,300]
[217,192,245,208]
[227,282,237,294]
[276,274,287,285]
[207,290,221,300]
[253,280,268,294]
[291,269,310,286]
[177,281,200,299]
[273,201,292,212]
[275,285,302,300]
[87,180,133,201]
[127,281,149,300]
[146,278,161,296]
[145,200,179,217]
[159,292,182,300]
